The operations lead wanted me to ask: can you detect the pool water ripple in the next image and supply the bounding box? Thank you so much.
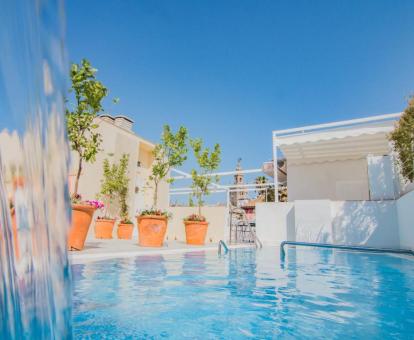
[72,246,414,339]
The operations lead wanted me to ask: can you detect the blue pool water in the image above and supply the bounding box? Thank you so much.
[72,247,414,339]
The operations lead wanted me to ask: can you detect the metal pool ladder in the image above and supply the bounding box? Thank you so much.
[252,231,263,249]
[218,240,229,255]
[280,241,414,261]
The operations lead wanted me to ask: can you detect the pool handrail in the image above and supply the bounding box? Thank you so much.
[254,234,263,249]
[280,241,414,261]
[249,223,263,249]
[218,240,229,255]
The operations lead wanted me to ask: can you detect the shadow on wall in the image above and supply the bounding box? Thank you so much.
[367,155,398,200]
[288,200,399,248]
[257,199,402,248]
[332,201,399,248]
[294,200,333,244]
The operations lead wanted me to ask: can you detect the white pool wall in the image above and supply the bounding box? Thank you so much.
[256,190,413,250]
[397,190,414,251]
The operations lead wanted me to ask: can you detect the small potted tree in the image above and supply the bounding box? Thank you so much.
[115,155,134,239]
[95,158,117,239]
[184,139,221,245]
[117,189,134,239]
[118,209,134,239]
[66,59,108,250]
[95,155,128,238]
[137,125,188,247]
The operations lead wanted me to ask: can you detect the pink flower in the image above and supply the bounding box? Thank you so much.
[86,200,105,209]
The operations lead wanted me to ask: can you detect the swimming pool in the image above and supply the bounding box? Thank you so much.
[72,247,414,339]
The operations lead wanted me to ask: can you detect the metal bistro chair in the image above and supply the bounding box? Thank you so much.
[229,207,255,244]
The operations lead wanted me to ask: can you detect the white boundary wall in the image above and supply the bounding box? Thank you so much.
[256,203,294,246]
[331,200,399,248]
[256,193,412,249]
[397,190,414,251]
[167,206,227,244]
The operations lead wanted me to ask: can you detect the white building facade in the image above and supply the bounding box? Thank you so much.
[69,115,169,220]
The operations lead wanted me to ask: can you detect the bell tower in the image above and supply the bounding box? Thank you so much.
[230,158,248,207]
[234,158,243,185]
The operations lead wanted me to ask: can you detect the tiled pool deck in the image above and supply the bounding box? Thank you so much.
[69,239,254,264]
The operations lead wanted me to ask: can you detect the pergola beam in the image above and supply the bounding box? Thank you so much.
[170,182,274,193]
[169,187,274,196]
[171,168,263,180]
[171,168,223,188]
[272,112,401,138]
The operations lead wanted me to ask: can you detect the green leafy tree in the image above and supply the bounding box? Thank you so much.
[66,59,108,198]
[255,175,267,197]
[390,97,414,182]
[98,154,129,219]
[117,155,131,222]
[279,186,287,202]
[149,125,188,210]
[189,139,221,217]
[255,175,275,202]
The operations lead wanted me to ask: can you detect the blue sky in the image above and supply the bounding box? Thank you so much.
[65,0,414,182]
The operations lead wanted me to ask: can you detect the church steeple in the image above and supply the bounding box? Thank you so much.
[230,158,248,207]
[234,158,244,185]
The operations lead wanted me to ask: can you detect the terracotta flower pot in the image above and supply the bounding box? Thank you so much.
[95,219,115,239]
[11,208,19,259]
[137,215,167,247]
[68,204,96,251]
[184,220,209,245]
[117,223,134,240]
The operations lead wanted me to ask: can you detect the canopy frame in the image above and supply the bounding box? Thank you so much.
[272,112,402,202]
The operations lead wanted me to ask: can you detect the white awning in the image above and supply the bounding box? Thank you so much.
[274,116,399,165]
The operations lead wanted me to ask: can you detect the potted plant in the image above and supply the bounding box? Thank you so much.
[107,154,135,240]
[66,59,108,250]
[94,201,114,239]
[69,196,102,250]
[95,155,128,239]
[137,125,188,247]
[184,139,221,245]
[117,218,134,239]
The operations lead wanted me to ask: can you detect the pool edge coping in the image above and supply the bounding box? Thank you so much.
[69,243,256,264]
